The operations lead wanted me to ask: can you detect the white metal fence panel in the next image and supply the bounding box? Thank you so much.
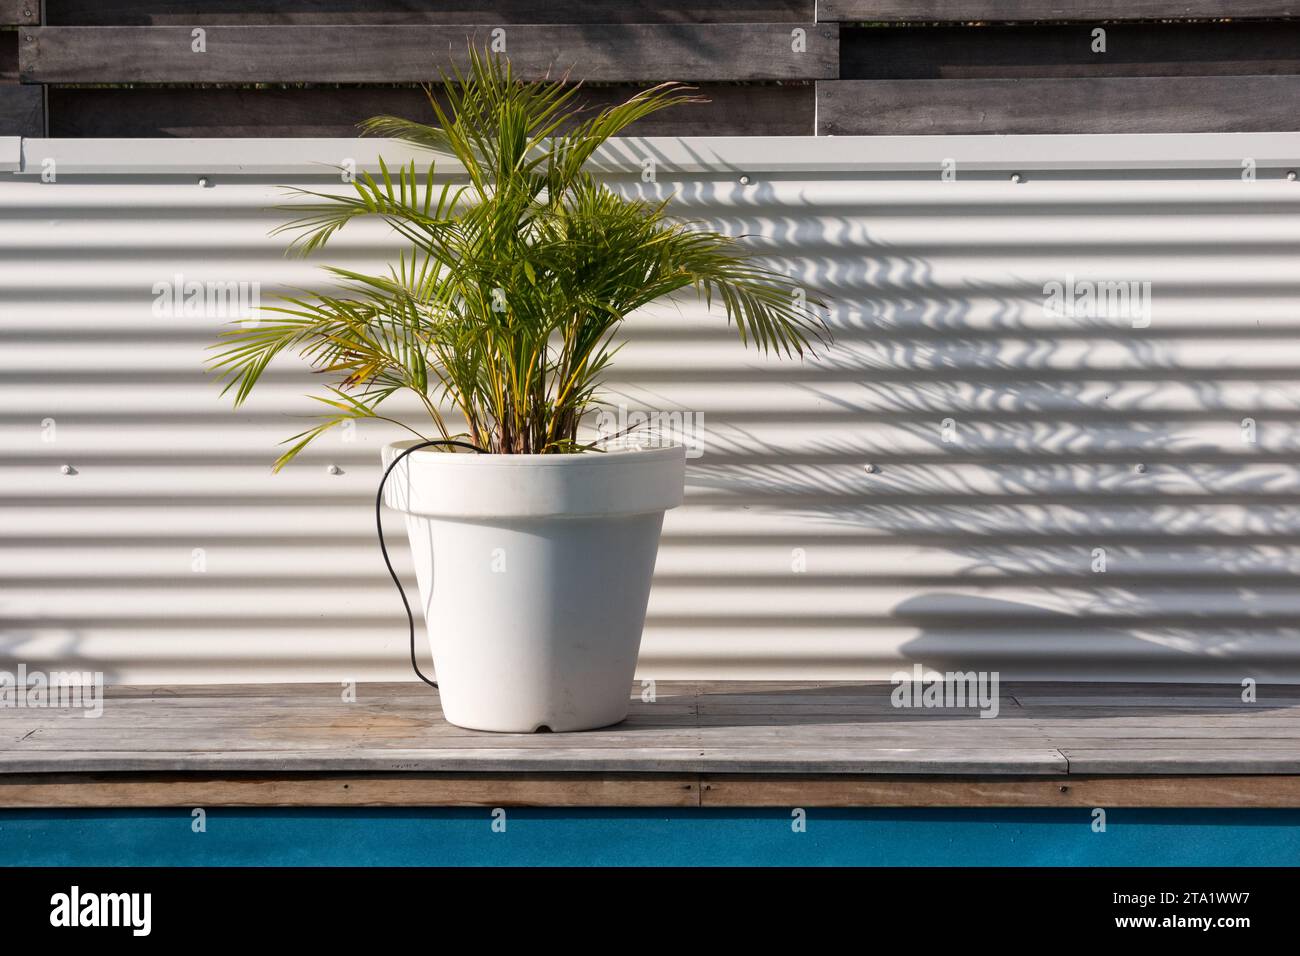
[3,134,1299,683]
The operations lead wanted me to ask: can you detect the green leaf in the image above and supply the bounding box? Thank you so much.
[213,49,825,459]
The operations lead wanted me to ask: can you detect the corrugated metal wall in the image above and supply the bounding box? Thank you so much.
[3,134,1300,684]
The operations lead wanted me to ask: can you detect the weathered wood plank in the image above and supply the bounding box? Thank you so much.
[94,680,837,699]
[697,721,1300,740]
[14,728,709,750]
[649,680,891,696]
[100,681,477,698]
[1034,723,1300,737]
[10,770,1300,808]
[0,772,702,807]
[842,21,1300,80]
[1062,750,1300,774]
[1051,740,1300,753]
[1013,690,1296,705]
[817,76,1300,135]
[0,748,719,773]
[818,1,1300,21]
[955,701,1295,717]
[5,682,1300,783]
[0,747,1067,775]
[0,81,40,136]
[0,1,37,26]
[7,770,1300,808]
[695,700,1014,715]
[1003,682,1293,696]
[21,703,699,725]
[701,774,1300,807]
[16,723,1051,747]
[46,1,813,25]
[48,84,814,137]
[1015,693,1300,708]
[67,691,697,712]
[1013,697,1300,712]
[22,24,839,83]
[691,748,1067,774]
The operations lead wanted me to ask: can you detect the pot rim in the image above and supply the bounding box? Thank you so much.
[381,440,686,517]
[384,439,685,466]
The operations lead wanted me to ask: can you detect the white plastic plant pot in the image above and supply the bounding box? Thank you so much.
[381,441,686,733]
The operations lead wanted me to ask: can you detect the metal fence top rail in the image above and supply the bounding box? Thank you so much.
[4,132,1300,177]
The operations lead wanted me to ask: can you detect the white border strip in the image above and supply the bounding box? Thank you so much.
[8,133,1300,177]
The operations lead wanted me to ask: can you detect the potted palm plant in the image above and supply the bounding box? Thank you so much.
[211,52,823,732]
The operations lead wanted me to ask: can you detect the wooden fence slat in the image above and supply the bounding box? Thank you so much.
[819,1,1300,21]
[48,84,814,137]
[21,24,838,83]
[843,22,1300,79]
[0,81,40,135]
[46,1,813,26]
[818,76,1300,135]
[0,1,37,26]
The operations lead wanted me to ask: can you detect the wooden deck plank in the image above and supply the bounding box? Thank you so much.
[1012,695,1300,708]
[0,749,719,773]
[1003,681,1300,695]
[0,750,1068,775]
[13,731,711,750]
[0,748,1066,775]
[700,774,1300,808]
[4,681,1300,791]
[92,680,837,699]
[693,748,1066,774]
[1061,751,1300,774]
[0,772,702,808]
[1017,709,1300,722]
[7,772,1300,808]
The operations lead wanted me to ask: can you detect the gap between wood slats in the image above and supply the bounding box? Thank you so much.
[0,81,40,135]
[842,21,1300,79]
[45,1,814,26]
[20,24,839,84]
[817,76,1300,135]
[818,1,1300,22]
[0,26,17,81]
[46,84,814,137]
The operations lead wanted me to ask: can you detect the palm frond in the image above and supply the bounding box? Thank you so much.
[212,47,826,465]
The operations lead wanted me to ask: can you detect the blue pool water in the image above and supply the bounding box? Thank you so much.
[2,808,1298,866]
